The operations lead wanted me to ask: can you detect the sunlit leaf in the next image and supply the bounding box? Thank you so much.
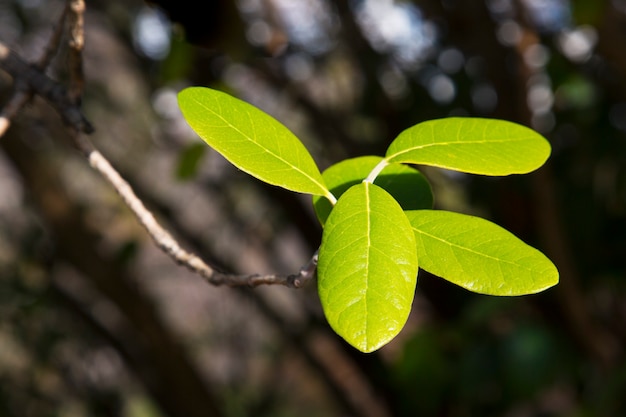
[318,183,418,352]
[313,156,433,225]
[406,210,559,295]
[178,87,331,197]
[385,118,551,175]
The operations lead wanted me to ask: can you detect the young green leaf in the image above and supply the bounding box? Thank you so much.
[406,210,559,295]
[385,118,551,175]
[318,183,419,352]
[178,87,332,199]
[312,156,433,225]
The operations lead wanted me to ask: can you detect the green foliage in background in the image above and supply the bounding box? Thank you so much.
[178,86,559,352]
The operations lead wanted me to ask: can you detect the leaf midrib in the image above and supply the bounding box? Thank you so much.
[363,183,371,350]
[195,98,328,193]
[412,226,540,274]
[387,136,539,162]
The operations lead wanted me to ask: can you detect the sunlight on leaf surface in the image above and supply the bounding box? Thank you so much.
[318,183,418,352]
[385,118,551,175]
[406,210,559,295]
[178,87,331,197]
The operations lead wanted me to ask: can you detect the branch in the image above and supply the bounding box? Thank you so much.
[0,0,318,288]
[67,0,86,101]
[0,5,68,137]
[61,0,316,288]
[94,145,317,288]
[0,41,93,134]
[68,131,317,288]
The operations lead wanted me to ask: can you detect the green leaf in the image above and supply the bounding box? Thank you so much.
[178,87,331,198]
[318,183,418,352]
[385,118,551,175]
[406,210,559,295]
[312,156,433,225]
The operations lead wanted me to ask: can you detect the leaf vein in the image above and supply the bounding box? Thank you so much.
[193,98,328,193]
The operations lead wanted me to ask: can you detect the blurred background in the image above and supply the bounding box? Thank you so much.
[0,0,625,416]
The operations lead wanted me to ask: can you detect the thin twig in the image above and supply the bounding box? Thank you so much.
[67,0,86,101]
[77,131,315,287]
[0,5,68,138]
[37,3,70,69]
[0,40,93,134]
[62,0,318,288]
[1,0,319,288]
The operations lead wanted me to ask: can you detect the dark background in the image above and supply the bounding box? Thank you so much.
[0,0,625,416]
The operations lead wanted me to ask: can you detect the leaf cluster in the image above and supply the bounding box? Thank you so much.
[178,87,558,352]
